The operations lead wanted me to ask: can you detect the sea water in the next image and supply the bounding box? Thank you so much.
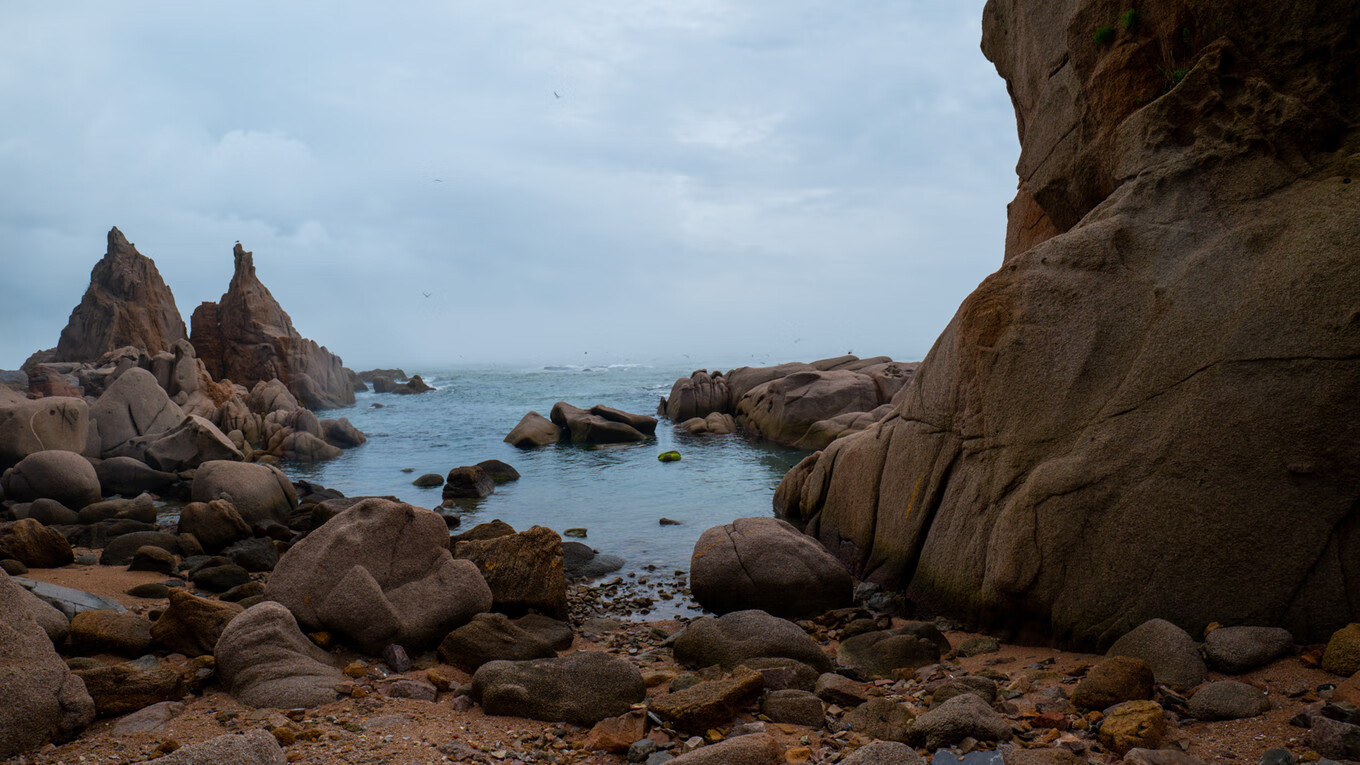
[283,364,808,588]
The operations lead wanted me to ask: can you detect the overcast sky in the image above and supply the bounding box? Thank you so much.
[0,1,1018,371]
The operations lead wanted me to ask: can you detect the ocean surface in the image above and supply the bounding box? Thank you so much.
[282,364,808,603]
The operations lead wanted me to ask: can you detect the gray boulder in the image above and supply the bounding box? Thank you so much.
[673,610,831,673]
[1188,680,1270,721]
[215,601,343,709]
[99,531,182,566]
[0,395,89,467]
[1203,626,1294,674]
[0,573,95,758]
[191,460,297,526]
[0,450,101,509]
[551,402,648,443]
[690,517,852,619]
[471,651,645,725]
[93,456,179,497]
[437,612,556,672]
[178,500,251,553]
[667,733,783,764]
[90,367,185,456]
[910,693,1011,750]
[1107,618,1208,690]
[760,689,825,727]
[843,741,924,765]
[0,518,75,568]
[266,498,491,653]
[837,628,941,677]
[130,415,242,472]
[153,729,286,765]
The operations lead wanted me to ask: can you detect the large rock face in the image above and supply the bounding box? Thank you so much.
[51,227,188,364]
[190,244,355,410]
[777,0,1360,649]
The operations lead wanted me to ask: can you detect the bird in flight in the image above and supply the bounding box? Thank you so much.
[422,292,432,298]
[432,179,443,183]
[554,91,561,99]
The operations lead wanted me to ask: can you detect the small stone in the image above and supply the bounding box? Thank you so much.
[565,528,588,538]
[382,644,412,673]
[956,637,1000,657]
[660,518,683,526]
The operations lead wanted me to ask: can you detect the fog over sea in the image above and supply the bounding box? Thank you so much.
[281,363,808,606]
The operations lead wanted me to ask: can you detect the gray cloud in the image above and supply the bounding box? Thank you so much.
[0,0,1018,370]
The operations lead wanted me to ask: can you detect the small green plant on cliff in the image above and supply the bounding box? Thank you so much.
[1172,67,1187,84]
[1094,25,1116,45]
[1122,8,1140,29]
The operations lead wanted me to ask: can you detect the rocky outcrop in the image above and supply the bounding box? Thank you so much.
[690,517,853,618]
[190,244,355,410]
[49,228,188,364]
[659,357,918,449]
[776,0,1360,649]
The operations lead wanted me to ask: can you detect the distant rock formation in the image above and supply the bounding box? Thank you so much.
[660,356,918,449]
[190,244,355,410]
[47,227,187,364]
[777,0,1360,649]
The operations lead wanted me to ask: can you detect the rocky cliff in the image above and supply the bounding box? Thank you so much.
[777,0,1360,649]
[49,227,188,363]
[190,244,355,410]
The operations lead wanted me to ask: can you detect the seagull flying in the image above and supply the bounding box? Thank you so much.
[554,91,561,99]
[422,292,432,298]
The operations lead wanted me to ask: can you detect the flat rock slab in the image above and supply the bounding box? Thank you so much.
[13,577,127,618]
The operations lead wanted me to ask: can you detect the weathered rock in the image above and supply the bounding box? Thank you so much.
[192,563,252,592]
[649,667,765,733]
[1323,624,1360,676]
[190,243,355,410]
[475,459,520,483]
[452,525,565,619]
[562,540,625,580]
[1071,656,1154,710]
[844,697,916,742]
[690,517,853,619]
[775,0,1360,650]
[1312,715,1360,761]
[0,518,75,568]
[680,411,739,436]
[512,613,575,651]
[13,577,127,620]
[267,498,491,652]
[153,729,287,765]
[387,678,438,701]
[136,414,243,471]
[178,500,251,553]
[99,531,182,567]
[320,418,366,448]
[73,662,187,717]
[931,675,998,706]
[667,733,783,765]
[843,741,924,765]
[504,411,562,447]
[736,370,885,448]
[1118,751,1207,765]
[470,651,645,725]
[94,456,179,497]
[151,589,243,657]
[1203,626,1294,673]
[589,405,658,435]
[51,227,188,364]
[90,368,186,458]
[110,700,185,736]
[214,601,343,708]
[24,498,78,526]
[25,365,82,398]
[0,573,94,757]
[1189,680,1270,721]
[1098,700,1167,756]
[663,370,732,422]
[674,610,831,673]
[437,613,556,672]
[815,672,870,707]
[837,628,941,677]
[412,473,444,488]
[761,689,825,727]
[910,693,1010,750]
[737,657,820,692]
[442,465,495,499]
[0,451,101,509]
[191,460,297,526]
[582,710,646,754]
[451,519,517,543]
[68,610,153,657]
[0,396,90,467]
[551,402,648,443]
[1107,619,1207,690]
[224,537,278,573]
[76,493,157,525]
[17,584,70,644]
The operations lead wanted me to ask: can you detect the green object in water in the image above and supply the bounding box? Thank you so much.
[658,451,682,463]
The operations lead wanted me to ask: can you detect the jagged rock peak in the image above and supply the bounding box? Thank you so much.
[51,227,188,363]
[190,240,355,410]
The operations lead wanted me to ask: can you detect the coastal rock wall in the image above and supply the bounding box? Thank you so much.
[48,228,187,364]
[190,244,355,411]
[777,0,1360,649]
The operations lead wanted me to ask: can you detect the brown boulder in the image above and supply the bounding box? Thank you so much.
[1,451,101,510]
[214,601,343,709]
[668,734,783,765]
[649,667,766,733]
[51,227,188,363]
[190,243,355,410]
[550,401,648,443]
[690,517,853,619]
[178,500,251,554]
[0,518,75,568]
[436,612,556,672]
[504,411,561,447]
[777,0,1360,649]
[151,589,244,657]
[266,498,491,652]
[1098,700,1167,755]
[1072,656,1155,710]
[0,573,95,757]
[73,662,187,717]
[452,525,567,619]
[736,370,884,447]
[0,395,90,467]
[191,461,297,527]
[90,367,186,458]
[662,370,731,421]
[68,610,153,657]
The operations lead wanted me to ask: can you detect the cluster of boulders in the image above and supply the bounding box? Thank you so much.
[357,368,436,396]
[658,355,918,449]
[505,402,658,447]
